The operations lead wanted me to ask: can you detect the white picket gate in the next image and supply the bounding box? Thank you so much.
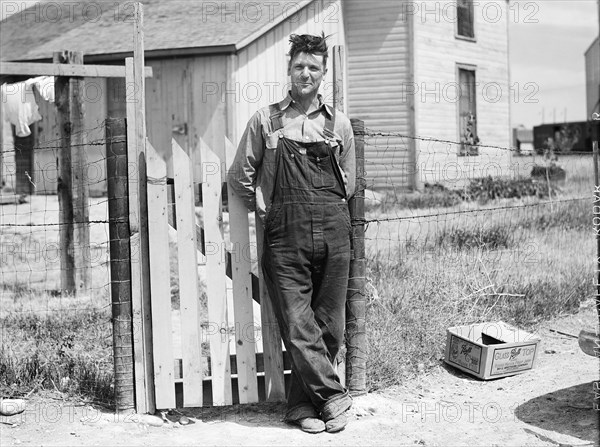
[142,138,287,408]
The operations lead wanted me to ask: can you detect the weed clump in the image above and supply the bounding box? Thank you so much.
[436,225,512,250]
[460,176,553,203]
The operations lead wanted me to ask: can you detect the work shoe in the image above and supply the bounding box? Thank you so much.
[325,412,348,433]
[291,417,326,434]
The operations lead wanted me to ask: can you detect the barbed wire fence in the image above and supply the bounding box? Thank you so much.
[0,119,126,406]
[0,116,596,400]
[352,126,595,389]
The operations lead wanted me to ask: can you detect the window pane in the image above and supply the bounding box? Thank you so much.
[457,0,474,38]
[458,68,478,156]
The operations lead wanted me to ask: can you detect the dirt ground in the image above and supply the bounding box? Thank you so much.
[1,302,598,447]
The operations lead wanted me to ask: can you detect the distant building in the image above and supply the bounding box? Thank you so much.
[585,36,600,118]
[533,121,597,154]
[512,127,534,154]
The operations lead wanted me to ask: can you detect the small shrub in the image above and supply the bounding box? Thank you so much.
[460,176,553,203]
[530,165,567,183]
[380,183,463,210]
[436,225,513,250]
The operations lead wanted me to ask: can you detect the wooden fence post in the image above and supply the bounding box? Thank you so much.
[53,50,90,296]
[106,117,135,412]
[346,118,367,396]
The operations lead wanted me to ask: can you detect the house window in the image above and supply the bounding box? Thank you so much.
[458,68,478,156]
[457,0,475,39]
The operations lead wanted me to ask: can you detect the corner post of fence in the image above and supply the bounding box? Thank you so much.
[346,118,367,396]
[106,117,135,412]
[53,50,91,296]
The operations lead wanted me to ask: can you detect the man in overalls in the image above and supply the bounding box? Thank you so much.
[228,33,356,434]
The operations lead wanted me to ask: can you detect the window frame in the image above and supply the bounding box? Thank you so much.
[456,0,476,42]
[456,64,479,157]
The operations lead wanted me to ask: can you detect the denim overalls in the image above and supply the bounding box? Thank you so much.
[261,103,353,422]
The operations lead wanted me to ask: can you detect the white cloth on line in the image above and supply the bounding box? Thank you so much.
[25,76,55,103]
[1,82,42,137]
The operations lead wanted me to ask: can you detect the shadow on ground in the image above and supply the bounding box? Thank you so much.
[165,402,291,430]
[514,381,599,444]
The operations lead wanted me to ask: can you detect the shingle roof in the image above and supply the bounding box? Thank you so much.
[1,0,313,61]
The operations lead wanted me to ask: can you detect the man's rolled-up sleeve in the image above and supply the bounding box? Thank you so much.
[227,112,264,211]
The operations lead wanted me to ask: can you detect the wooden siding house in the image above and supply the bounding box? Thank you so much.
[344,0,512,189]
[1,0,511,194]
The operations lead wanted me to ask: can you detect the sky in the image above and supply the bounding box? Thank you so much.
[509,0,599,128]
[1,0,599,130]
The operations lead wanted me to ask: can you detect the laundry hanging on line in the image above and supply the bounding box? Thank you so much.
[26,76,55,103]
[1,76,54,138]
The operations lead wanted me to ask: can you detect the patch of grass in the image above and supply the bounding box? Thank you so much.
[517,198,590,231]
[460,176,553,203]
[364,200,593,392]
[396,184,463,210]
[372,175,564,211]
[436,225,513,250]
[0,294,114,405]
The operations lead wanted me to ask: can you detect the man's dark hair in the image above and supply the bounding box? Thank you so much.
[288,32,330,67]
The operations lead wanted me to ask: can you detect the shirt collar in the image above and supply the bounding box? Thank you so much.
[279,92,333,118]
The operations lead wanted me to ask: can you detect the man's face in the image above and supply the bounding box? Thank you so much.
[288,51,327,100]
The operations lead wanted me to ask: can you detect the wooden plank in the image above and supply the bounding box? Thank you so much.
[0,61,153,78]
[129,2,156,414]
[225,137,259,404]
[200,141,232,406]
[125,57,154,415]
[125,58,146,414]
[332,45,345,114]
[172,140,204,407]
[255,218,286,401]
[145,141,175,409]
[332,44,346,387]
[174,352,293,379]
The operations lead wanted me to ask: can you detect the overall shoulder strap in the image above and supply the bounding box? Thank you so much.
[269,103,283,132]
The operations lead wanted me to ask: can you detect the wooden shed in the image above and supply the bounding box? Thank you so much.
[1,0,512,193]
[0,0,344,194]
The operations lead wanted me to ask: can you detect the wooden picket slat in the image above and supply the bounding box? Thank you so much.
[145,141,176,409]
[255,219,286,401]
[172,140,204,407]
[225,138,259,404]
[200,140,233,406]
